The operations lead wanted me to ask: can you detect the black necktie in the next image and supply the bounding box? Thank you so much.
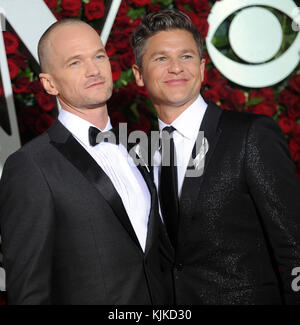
[159,126,179,248]
[88,126,117,146]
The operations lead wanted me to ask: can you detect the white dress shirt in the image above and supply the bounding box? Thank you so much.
[58,109,150,252]
[154,95,207,198]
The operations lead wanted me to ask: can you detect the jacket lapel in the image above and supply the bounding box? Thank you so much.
[179,101,223,215]
[128,141,159,256]
[47,120,141,249]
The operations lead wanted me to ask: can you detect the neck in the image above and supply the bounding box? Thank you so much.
[155,104,189,125]
[60,102,109,130]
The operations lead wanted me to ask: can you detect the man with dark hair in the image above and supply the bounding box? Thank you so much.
[0,19,173,305]
[132,9,300,305]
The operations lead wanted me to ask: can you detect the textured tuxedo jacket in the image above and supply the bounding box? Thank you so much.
[164,101,300,305]
[0,120,173,305]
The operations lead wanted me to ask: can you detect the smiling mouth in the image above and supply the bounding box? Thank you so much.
[86,81,105,89]
[164,79,188,85]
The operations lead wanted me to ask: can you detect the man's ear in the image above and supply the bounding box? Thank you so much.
[39,73,59,96]
[132,64,145,87]
[200,58,206,83]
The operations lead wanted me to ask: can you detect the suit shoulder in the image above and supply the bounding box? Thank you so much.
[220,109,278,131]
[4,131,52,169]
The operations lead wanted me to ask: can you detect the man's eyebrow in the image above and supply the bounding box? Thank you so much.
[64,48,106,65]
[149,48,198,60]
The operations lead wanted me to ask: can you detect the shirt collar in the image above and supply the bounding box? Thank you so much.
[58,109,112,147]
[158,95,207,140]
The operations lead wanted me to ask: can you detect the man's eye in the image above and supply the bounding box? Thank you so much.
[155,57,167,62]
[96,55,105,60]
[70,61,79,66]
[182,55,192,60]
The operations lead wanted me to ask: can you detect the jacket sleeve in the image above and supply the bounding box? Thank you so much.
[0,150,55,304]
[245,116,300,305]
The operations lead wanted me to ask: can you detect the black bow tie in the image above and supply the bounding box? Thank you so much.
[88,126,119,146]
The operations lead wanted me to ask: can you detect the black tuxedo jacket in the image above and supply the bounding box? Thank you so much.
[163,101,300,305]
[0,120,173,305]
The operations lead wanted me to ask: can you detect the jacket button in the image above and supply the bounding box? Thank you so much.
[176,263,183,271]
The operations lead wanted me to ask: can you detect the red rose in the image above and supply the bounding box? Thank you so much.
[147,3,161,13]
[110,111,127,127]
[29,80,44,94]
[129,0,151,6]
[175,0,190,5]
[84,0,105,21]
[20,106,41,130]
[228,88,245,107]
[117,1,130,17]
[36,92,55,111]
[188,13,209,39]
[289,74,300,94]
[10,53,28,69]
[110,60,121,81]
[129,113,151,134]
[61,0,81,11]
[278,115,295,135]
[7,58,19,79]
[206,68,227,90]
[293,123,300,144]
[288,99,300,119]
[111,32,131,51]
[113,16,133,34]
[289,138,300,153]
[119,51,135,70]
[35,113,54,133]
[191,0,210,17]
[44,0,58,10]
[105,41,116,57]
[249,102,277,117]
[0,83,3,97]
[61,9,80,17]
[202,51,211,65]
[221,102,234,111]
[206,68,222,86]
[203,88,220,103]
[3,32,19,54]
[278,88,297,109]
[54,11,64,20]
[109,85,136,108]
[249,87,275,105]
[13,76,31,94]
[127,81,149,97]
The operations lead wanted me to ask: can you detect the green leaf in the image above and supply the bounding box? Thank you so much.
[129,103,139,119]
[246,97,264,107]
[113,69,134,91]
[212,35,229,48]
[152,0,173,6]
[83,0,90,3]
[127,7,146,20]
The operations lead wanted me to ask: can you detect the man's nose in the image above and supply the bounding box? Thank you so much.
[85,59,100,77]
[168,58,184,74]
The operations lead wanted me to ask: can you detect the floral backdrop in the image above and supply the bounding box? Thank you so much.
[0,0,300,304]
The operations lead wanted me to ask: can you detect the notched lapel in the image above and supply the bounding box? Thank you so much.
[48,121,141,249]
[180,101,223,214]
[130,142,158,255]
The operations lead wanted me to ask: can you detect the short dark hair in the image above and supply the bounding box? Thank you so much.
[131,9,203,67]
[38,19,87,72]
